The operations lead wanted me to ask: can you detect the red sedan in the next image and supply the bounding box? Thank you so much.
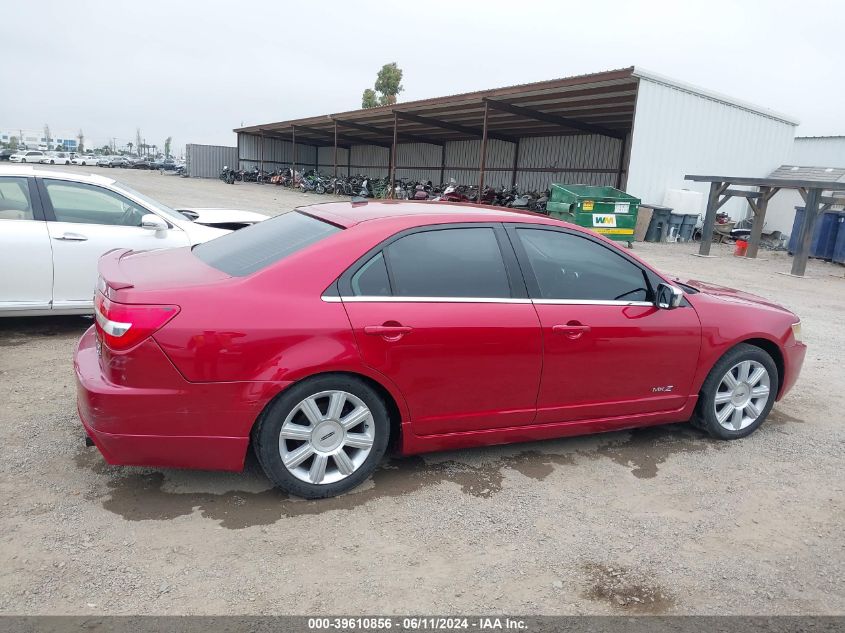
[75,201,806,498]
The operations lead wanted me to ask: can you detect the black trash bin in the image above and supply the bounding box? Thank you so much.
[644,205,673,242]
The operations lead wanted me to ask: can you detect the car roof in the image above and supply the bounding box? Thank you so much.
[299,200,563,228]
[0,164,116,186]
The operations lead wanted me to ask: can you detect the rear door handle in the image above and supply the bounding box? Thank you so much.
[53,232,88,241]
[364,325,412,341]
[552,324,591,339]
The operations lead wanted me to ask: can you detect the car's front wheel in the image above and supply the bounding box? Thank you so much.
[695,343,778,439]
[254,375,390,499]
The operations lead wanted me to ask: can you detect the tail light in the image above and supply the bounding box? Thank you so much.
[94,293,179,351]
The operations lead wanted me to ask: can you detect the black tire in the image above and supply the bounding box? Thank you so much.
[694,343,778,439]
[254,374,390,499]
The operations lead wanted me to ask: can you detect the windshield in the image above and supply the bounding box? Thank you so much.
[111,182,185,223]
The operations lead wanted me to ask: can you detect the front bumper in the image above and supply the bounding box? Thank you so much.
[778,341,807,400]
[74,326,282,472]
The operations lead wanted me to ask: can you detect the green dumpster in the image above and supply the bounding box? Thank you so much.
[546,184,641,245]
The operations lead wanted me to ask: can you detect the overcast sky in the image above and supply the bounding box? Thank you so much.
[3,0,841,153]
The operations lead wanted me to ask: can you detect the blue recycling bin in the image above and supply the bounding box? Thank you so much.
[788,207,842,260]
[833,213,845,264]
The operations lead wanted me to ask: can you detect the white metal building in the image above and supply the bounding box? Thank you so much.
[233,67,798,217]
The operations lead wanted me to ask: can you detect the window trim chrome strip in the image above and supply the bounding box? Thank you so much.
[531,299,655,307]
[321,295,655,307]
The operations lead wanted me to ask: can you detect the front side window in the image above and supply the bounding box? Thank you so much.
[385,227,511,298]
[0,177,34,221]
[516,228,651,302]
[43,179,148,226]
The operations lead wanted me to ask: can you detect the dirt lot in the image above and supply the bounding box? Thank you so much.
[0,166,843,616]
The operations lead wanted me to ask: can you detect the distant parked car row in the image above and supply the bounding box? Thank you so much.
[96,155,183,171]
[0,150,184,172]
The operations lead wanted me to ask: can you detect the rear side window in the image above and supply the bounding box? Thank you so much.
[0,177,34,220]
[194,211,341,276]
[385,227,511,298]
[352,252,390,296]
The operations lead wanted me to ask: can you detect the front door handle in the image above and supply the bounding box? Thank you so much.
[53,232,88,241]
[364,324,412,341]
[552,323,591,339]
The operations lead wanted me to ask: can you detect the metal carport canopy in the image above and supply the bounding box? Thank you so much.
[234,67,638,146]
[686,174,845,277]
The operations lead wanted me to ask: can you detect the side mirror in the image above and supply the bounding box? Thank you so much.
[656,283,683,309]
[140,214,168,232]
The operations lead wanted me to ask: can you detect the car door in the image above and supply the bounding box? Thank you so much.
[508,225,702,424]
[37,177,189,310]
[339,224,543,436]
[0,176,53,312]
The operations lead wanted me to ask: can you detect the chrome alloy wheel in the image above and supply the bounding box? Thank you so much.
[278,390,375,485]
[714,360,771,431]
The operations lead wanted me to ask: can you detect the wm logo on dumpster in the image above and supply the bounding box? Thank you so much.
[592,214,617,227]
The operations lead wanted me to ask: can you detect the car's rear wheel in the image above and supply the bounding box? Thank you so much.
[254,375,390,499]
[695,344,778,439]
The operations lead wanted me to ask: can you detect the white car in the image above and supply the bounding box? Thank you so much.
[0,166,268,316]
[72,155,101,166]
[9,150,45,163]
[40,152,73,165]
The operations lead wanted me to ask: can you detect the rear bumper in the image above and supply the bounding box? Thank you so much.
[78,407,249,471]
[74,326,287,472]
[778,341,806,400]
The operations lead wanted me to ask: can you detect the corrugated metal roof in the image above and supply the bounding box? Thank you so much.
[235,67,801,150]
[768,165,845,182]
[235,68,640,147]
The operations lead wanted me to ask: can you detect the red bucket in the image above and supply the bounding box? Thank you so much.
[734,240,748,257]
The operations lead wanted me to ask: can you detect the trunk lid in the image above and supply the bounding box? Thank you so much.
[98,247,231,299]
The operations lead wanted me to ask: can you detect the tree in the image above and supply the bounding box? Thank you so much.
[164,136,172,157]
[374,63,403,106]
[360,63,404,108]
[135,128,142,157]
[127,142,134,155]
[101,144,111,154]
[77,129,84,153]
[362,88,378,109]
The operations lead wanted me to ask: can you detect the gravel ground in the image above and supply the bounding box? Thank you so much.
[0,166,843,615]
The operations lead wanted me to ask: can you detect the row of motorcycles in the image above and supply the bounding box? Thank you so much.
[219,165,551,213]
[396,180,549,213]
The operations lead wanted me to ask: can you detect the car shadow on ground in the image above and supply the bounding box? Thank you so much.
[72,420,763,530]
[0,315,92,346]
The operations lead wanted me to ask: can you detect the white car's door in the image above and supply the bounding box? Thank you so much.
[0,176,53,312]
[38,177,190,309]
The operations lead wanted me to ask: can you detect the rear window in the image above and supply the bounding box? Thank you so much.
[193,211,341,276]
